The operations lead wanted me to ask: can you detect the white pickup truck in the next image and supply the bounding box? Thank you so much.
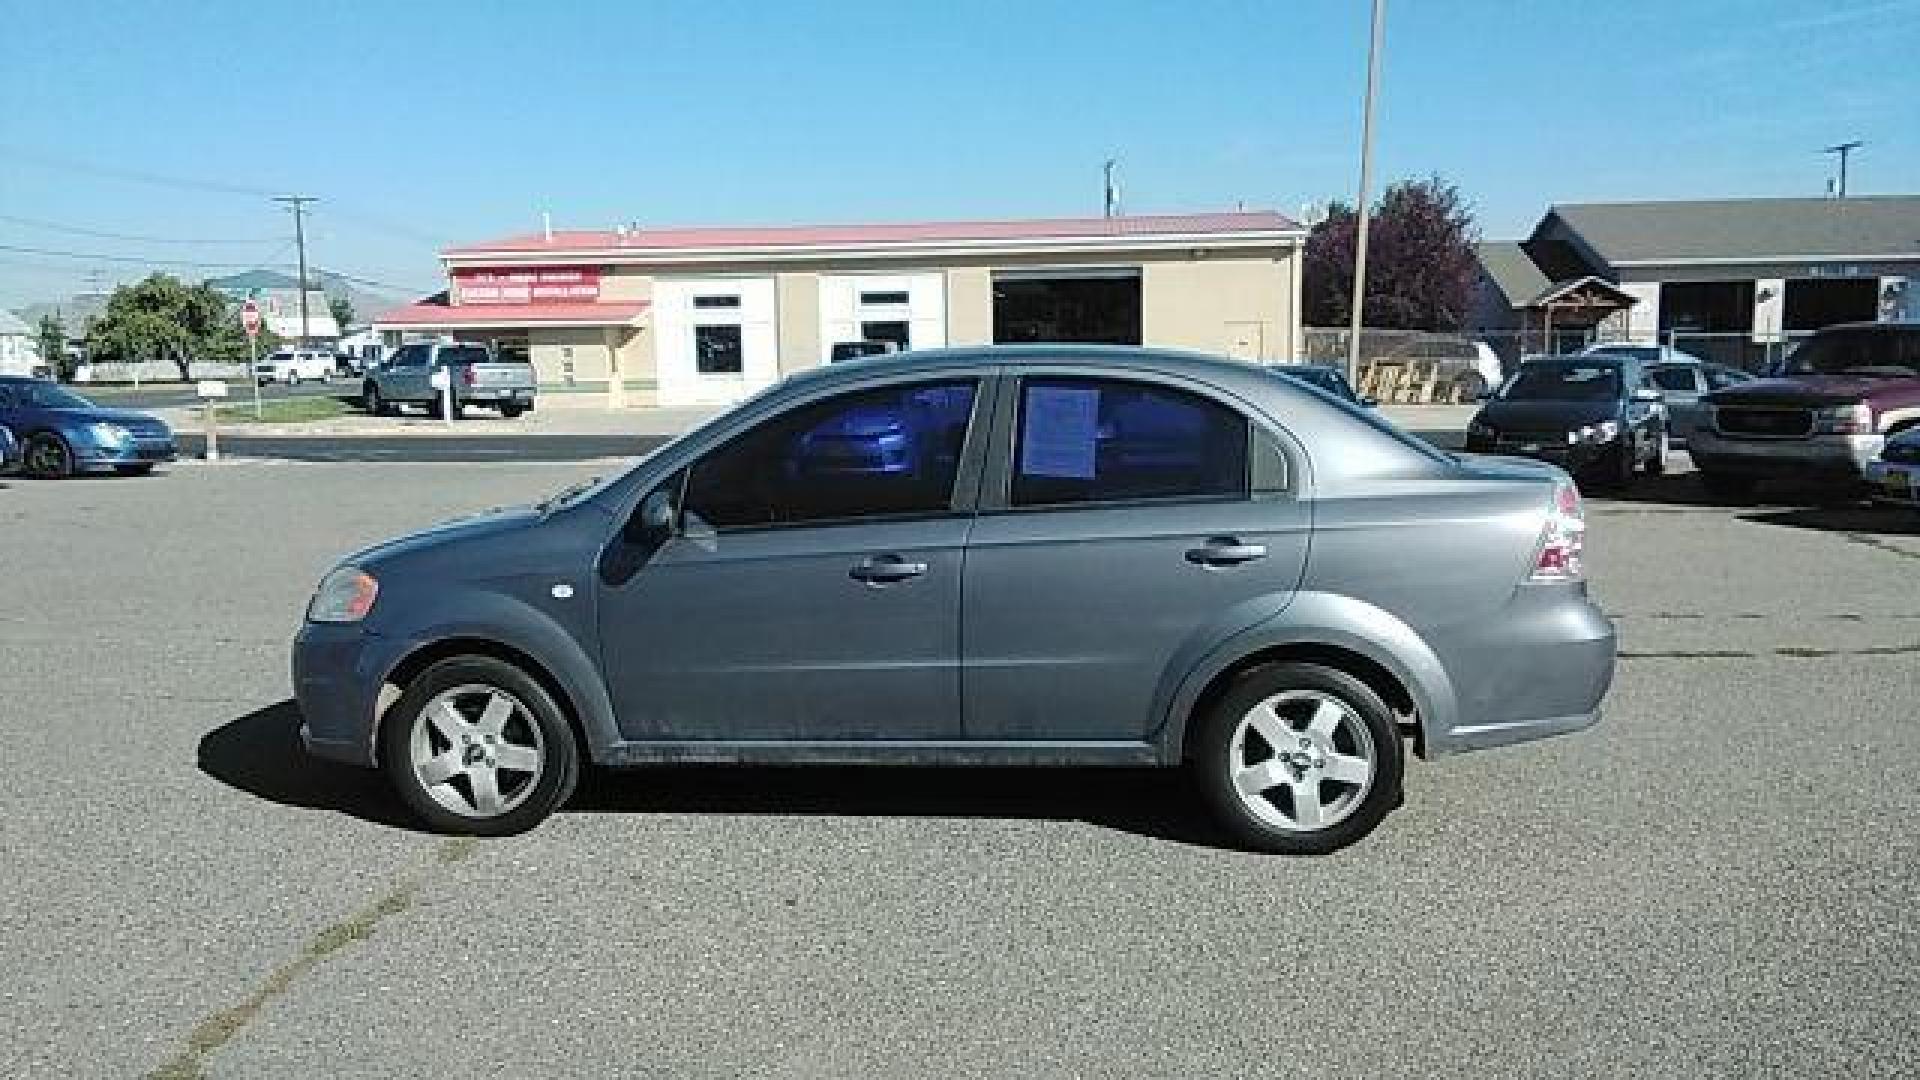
[360,341,537,419]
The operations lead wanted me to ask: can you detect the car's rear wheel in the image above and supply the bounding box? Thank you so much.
[500,402,525,419]
[1192,662,1403,855]
[380,656,579,836]
[24,432,74,479]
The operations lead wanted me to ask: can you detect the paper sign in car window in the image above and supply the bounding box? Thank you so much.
[1020,385,1101,479]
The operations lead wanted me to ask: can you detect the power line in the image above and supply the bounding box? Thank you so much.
[1,144,286,198]
[0,212,280,246]
[0,243,431,293]
[0,242,281,269]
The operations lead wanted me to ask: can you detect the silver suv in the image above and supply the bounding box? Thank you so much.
[296,347,1615,853]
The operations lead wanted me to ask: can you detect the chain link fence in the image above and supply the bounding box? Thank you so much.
[1300,327,1492,404]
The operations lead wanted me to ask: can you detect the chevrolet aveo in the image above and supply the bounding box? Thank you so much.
[295,347,1615,853]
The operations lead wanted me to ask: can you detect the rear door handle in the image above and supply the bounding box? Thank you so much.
[1186,538,1268,566]
[850,554,928,584]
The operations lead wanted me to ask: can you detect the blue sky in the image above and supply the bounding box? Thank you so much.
[2,0,1915,308]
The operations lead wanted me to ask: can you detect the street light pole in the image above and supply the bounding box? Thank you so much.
[1345,0,1387,389]
[273,195,318,348]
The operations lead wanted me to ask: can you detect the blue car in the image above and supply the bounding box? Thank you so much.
[0,424,18,474]
[0,377,177,478]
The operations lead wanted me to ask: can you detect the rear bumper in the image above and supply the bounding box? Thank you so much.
[1424,586,1616,758]
[1689,428,1882,480]
[459,388,537,403]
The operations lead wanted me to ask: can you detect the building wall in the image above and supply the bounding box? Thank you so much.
[1140,257,1292,360]
[945,267,993,346]
[776,273,821,374]
[529,327,612,389]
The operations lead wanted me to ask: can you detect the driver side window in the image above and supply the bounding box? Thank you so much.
[681,380,980,532]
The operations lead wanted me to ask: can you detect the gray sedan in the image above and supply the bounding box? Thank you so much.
[294,346,1616,853]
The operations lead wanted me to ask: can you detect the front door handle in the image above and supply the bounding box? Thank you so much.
[850,554,928,584]
[1186,537,1268,566]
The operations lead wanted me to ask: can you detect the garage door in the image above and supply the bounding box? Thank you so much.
[992,267,1141,345]
[819,273,946,363]
[654,277,779,408]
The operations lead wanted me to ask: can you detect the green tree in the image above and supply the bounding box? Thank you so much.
[85,274,269,380]
[328,290,355,332]
[1302,176,1480,332]
[35,313,70,379]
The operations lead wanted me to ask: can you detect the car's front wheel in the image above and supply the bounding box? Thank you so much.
[379,655,580,835]
[23,432,74,479]
[1192,662,1404,855]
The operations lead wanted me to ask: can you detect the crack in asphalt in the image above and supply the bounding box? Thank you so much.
[149,837,476,1080]
[1620,643,1920,660]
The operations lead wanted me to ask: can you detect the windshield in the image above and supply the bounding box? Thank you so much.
[6,382,95,409]
[1780,328,1920,378]
[439,345,492,366]
[1500,363,1621,402]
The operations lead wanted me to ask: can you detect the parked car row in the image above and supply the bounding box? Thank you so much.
[1463,322,1920,509]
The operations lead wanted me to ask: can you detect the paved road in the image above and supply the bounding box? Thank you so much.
[176,432,669,463]
[73,379,350,412]
[2,460,1915,1077]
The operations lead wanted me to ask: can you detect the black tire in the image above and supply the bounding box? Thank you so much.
[1701,472,1756,502]
[114,463,156,477]
[1645,427,1669,476]
[500,402,525,419]
[23,432,74,479]
[363,384,388,415]
[378,655,580,836]
[1190,662,1404,855]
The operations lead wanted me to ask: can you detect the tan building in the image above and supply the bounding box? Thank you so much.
[376,211,1305,410]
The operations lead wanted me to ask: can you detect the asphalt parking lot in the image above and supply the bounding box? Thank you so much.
[2,454,1916,1078]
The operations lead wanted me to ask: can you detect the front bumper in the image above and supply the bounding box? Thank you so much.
[1688,428,1883,481]
[76,437,177,470]
[292,621,415,767]
[1424,584,1616,758]
[1464,434,1623,476]
[1866,458,1920,509]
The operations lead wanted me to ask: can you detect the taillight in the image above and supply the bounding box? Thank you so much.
[461,366,476,386]
[1531,477,1586,581]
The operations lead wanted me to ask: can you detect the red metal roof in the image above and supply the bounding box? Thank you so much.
[374,296,648,327]
[446,211,1301,255]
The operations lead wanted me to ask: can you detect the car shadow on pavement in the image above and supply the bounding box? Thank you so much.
[198,700,421,830]
[1741,505,1920,538]
[203,701,1233,848]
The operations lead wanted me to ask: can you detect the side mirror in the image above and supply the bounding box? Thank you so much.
[626,487,678,543]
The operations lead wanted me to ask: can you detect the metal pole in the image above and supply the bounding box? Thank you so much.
[1344,0,1387,388]
[274,196,317,349]
[249,332,262,419]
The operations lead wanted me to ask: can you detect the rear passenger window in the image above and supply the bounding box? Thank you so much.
[1011,378,1248,507]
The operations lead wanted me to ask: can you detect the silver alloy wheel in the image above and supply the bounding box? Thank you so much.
[409,684,545,819]
[1227,689,1375,833]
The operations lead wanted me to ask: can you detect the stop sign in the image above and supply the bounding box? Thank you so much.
[240,299,261,337]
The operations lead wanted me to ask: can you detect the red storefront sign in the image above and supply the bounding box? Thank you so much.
[455,267,601,304]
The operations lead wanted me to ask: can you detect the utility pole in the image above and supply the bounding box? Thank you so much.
[1103,158,1118,219]
[274,195,318,347]
[1823,141,1863,198]
[1345,0,1387,388]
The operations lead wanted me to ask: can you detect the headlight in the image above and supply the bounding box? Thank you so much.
[89,423,130,447]
[1814,402,1872,435]
[1570,421,1620,444]
[307,565,379,623]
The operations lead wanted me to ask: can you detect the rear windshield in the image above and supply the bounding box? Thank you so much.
[438,346,492,366]
[1781,327,1920,378]
[1501,363,1622,402]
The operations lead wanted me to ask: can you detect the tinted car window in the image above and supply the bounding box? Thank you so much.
[1011,378,1248,507]
[1501,363,1622,402]
[682,380,978,531]
[440,346,490,367]
[1651,367,1700,393]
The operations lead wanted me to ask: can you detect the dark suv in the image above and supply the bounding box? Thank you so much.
[1689,322,1920,498]
[1463,354,1670,490]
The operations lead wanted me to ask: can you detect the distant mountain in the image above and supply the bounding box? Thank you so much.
[13,269,410,333]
